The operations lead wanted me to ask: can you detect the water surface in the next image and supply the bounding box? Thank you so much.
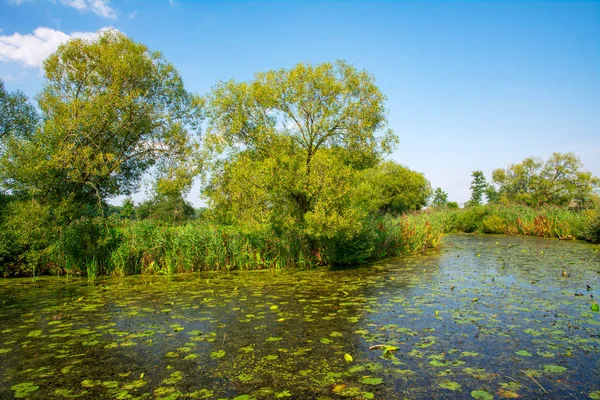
[1,235,599,399]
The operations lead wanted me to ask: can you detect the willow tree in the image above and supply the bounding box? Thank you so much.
[204,60,397,259]
[0,30,203,273]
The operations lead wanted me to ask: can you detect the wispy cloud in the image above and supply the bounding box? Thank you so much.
[128,10,138,20]
[0,26,115,68]
[60,0,117,19]
[8,0,117,19]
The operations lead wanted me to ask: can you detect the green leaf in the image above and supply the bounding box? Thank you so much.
[439,381,462,391]
[471,390,493,400]
[359,377,384,385]
[515,350,532,357]
[543,364,567,373]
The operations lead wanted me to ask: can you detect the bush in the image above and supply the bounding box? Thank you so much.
[453,205,488,233]
[482,215,505,234]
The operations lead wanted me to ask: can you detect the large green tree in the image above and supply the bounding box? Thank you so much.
[491,153,599,207]
[0,30,203,273]
[2,30,203,208]
[204,60,397,254]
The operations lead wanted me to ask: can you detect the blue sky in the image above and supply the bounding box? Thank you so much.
[1,0,599,206]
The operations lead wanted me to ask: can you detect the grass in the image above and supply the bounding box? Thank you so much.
[4,204,598,277]
[427,204,600,242]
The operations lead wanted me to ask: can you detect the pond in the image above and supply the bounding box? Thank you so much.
[1,235,599,399]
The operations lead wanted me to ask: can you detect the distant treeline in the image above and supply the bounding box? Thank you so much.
[0,31,598,277]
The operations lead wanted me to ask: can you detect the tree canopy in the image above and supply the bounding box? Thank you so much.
[204,60,398,248]
[0,79,38,143]
[0,31,203,272]
[1,30,203,209]
[491,152,599,207]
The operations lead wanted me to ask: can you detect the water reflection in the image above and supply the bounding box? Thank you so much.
[0,235,598,399]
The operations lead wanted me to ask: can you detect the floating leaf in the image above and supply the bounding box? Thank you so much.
[11,382,40,398]
[498,388,520,398]
[515,350,532,357]
[471,390,494,400]
[589,391,600,399]
[210,350,226,359]
[360,377,383,385]
[439,380,462,391]
[543,364,567,373]
[344,353,353,363]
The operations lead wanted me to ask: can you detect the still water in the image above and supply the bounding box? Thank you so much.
[1,235,599,399]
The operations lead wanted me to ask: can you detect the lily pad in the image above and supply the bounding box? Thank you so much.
[471,390,494,400]
[439,380,462,391]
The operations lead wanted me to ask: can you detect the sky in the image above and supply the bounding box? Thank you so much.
[1,0,599,207]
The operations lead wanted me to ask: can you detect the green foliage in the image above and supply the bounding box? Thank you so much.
[466,170,487,207]
[431,188,449,208]
[0,79,38,145]
[120,198,135,220]
[492,153,600,207]
[136,194,195,224]
[453,205,489,233]
[354,161,432,215]
[447,201,459,209]
[0,31,202,276]
[481,214,505,234]
[1,30,202,207]
[431,204,599,240]
[204,60,398,261]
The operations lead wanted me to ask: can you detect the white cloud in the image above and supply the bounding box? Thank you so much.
[0,26,115,68]
[128,10,138,19]
[9,0,117,19]
[60,0,117,19]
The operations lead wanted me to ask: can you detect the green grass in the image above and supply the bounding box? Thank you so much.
[427,204,600,242]
[3,204,597,277]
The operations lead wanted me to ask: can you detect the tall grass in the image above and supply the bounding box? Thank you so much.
[109,221,312,275]
[10,204,596,277]
[433,205,599,241]
[106,214,445,275]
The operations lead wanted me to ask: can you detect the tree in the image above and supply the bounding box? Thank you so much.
[120,198,135,220]
[0,31,203,273]
[484,184,500,204]
[467,170,487,207]
[492,153,599,207]
[355,162,432,214]
[204,60,397,253]
[431,188,449,208]
[0,79,38,142]
[136,194,195,224]
[1,30,203,210]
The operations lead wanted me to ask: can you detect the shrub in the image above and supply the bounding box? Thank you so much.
[482,215,505,234]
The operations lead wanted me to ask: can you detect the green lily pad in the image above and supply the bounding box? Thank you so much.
[543,364,567,373]
[589,390,600,399]
[439,380,462,391]
[360,377,383,385]
[515,350,532,357]
[471,390,493,400]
